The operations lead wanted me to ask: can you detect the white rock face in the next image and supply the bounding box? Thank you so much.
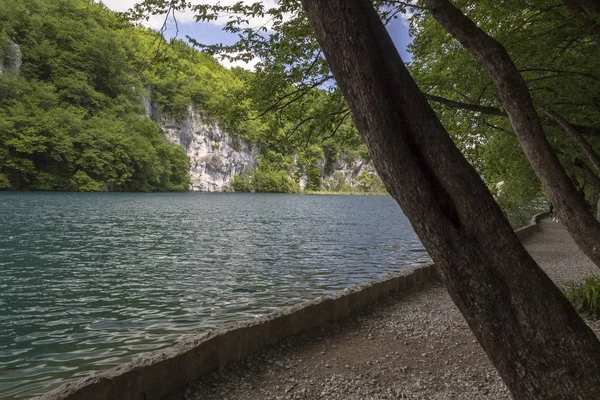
[0,41,22,75]
[321,158,378,191]
[144,95,379,192]
[158,104,258,192]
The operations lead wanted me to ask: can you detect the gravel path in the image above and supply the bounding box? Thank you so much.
[166,218,599,400]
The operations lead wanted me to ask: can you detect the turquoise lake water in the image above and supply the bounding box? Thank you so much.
[0,192,427,398]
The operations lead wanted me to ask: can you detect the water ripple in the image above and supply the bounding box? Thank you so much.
[0,192,427,398]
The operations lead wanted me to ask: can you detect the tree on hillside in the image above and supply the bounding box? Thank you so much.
[300,0,600,397]
[0,0,192,192]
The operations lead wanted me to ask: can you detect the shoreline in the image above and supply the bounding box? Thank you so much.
[39,213,593,400]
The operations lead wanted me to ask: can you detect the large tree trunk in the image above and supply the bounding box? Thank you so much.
[573,158,600,220]
[423,0,600,269]
[300,0,600,398]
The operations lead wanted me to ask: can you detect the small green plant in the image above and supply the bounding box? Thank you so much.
[211,141,220,151]
[355,169,373,192]
[305,166,322,191]
[70,170,103,192]
[253,170,298,193]
[232,169,254,192]
[563,276,600,320]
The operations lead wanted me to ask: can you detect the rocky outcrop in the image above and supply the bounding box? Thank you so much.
[145,95,379,192]
[320,157,379,191]
[148,101,258,192]
[0,41,22,75]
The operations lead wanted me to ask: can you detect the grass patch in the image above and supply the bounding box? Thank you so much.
[563,276,600,320]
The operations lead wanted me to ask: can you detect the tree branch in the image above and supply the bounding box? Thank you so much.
[425,93,600,136]
[385,1,428,11]
[425,94,505,116]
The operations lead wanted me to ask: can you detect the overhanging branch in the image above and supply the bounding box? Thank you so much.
[424,93,600,136]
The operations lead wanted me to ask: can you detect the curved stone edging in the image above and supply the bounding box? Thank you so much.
[514,211,550,241]
[38,263,439,400]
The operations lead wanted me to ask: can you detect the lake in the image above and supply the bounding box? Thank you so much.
[0,192,427,398]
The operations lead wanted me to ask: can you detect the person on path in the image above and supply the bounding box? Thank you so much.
[550,202,560,223]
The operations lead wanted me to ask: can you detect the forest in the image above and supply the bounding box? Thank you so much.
[0,0,188,191]
[0,0,373,193]
[2,0,600,219]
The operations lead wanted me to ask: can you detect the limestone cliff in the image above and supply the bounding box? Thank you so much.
[0,41,22,75]
[146,100,258,192]
[321,158,379,191]
[146,97,378,192]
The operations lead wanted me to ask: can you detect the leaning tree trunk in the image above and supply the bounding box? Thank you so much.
[574,158,600,220]
[423,0,600,269]
[300,0,600,398]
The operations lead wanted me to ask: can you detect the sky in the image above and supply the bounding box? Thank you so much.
[100,0,413,70]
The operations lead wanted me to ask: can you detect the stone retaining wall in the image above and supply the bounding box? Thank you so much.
[514,211,550,241]
[38,263,439,400]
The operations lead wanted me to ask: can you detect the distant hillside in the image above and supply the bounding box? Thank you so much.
[0,0,380,193]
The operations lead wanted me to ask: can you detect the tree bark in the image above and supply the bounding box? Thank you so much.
[424,93,506,116]
[574,0,600,14]
[423,0,600,269]
[546,109,600,171]
[571,122,600,136]
[573,158,600,217]
[300,0,600,398]
[575,157,600,186]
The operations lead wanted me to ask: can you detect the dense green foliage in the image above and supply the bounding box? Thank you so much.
[232,156,299,193]
[408,0,600,215]
[0,0,381,193]
[0,0,195,191]
[564,276,600,320]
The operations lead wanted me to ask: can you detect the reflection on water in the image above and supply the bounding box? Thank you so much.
[0,192,427,398]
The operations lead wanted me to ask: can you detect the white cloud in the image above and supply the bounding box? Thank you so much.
[400,8,415,27]
[100,0,277,71]
[100,0,197,29]
[219,56,261,71]
[99,0,133,13]
[100,0,281,29]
